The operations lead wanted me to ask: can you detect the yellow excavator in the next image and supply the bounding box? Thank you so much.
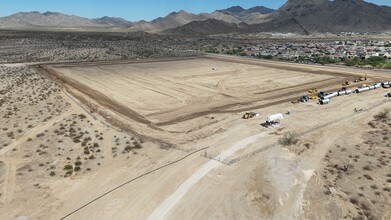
[308,94,318,100]
[243,112,258,119]
[308,88,318,94]
[360,73,368,81]
[354,73,368,82]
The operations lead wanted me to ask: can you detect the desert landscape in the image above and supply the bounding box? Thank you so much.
[1,0,391,219]
[0,53,390,219]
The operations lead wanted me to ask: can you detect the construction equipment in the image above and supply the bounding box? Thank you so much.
[291,100,300,104]
[308,94,318,100]
[242,112,258,119]
[354,107,368,112]
[359,73,367,81]
[265,113,284,127]
[308,88,318,93]
[299,95,309,102]
[342,81,350,86]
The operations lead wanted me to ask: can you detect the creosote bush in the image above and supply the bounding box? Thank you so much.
[374,109,389,121]
[278,132,300,146]
[63,164,73,170]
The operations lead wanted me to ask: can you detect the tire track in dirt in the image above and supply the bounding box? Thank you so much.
[0,158,28,205]
[40,66,160,131]
[37,59,390,131]
[216,64,241,97]
[103,129,113,161]
[1,160,16,204]
[147,132,267,220]
[0,110,75,204]
[0,109,75,156]
[202,55,362,78]
[155,77,350,126]
[46,56,200,69]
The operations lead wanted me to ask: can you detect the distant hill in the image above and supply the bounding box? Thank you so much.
[1,1,390,34]
[0,6,275,31]
[246,6,275,14]
[93,16,133,27]
[0,11,105,28]
[128,10,206,33]
[252,0,391,34]
[128,6,275,32]
[216,6,275,25]
[164,19,243,36]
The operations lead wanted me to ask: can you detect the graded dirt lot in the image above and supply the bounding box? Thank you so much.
[1,55,390,220]
[43,56,378,143]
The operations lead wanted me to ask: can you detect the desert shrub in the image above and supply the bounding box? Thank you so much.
[49,171,56,176]
[73,138,80,143]
[368,121,376,128]
[75,160,82,166]
[363,165,373,171]
[63,165,73,170]
[374,109,389,121]
[84,149,90,154]
[74,166,81,171]
[363,174,374,180]
[350,197,359,205]
[278,132,300,146]
[36,133,44,137]
[134,142,142,149]
[93,143,99,148]
[124,145,132,152]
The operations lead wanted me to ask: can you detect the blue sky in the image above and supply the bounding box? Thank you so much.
[1,0,390,21]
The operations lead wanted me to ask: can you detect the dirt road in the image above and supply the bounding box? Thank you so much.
[147,132,267,220]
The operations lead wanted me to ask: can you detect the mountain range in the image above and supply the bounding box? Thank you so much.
[0,0,390,34]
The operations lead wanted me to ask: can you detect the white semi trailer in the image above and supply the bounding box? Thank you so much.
[266,113,284,127]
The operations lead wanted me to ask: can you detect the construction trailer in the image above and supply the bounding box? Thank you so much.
[319,98,330,105]
[299,95,309,102]
[374,83,382,89]
[265,113,284,126]
[338,90,352,96]
[355,87,370,93]
[318,91,326,97]
[383,81,391,88]
[321,92,338,100]
[242,112,259,119]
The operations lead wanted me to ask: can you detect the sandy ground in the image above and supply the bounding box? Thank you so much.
[0,56,390,220]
